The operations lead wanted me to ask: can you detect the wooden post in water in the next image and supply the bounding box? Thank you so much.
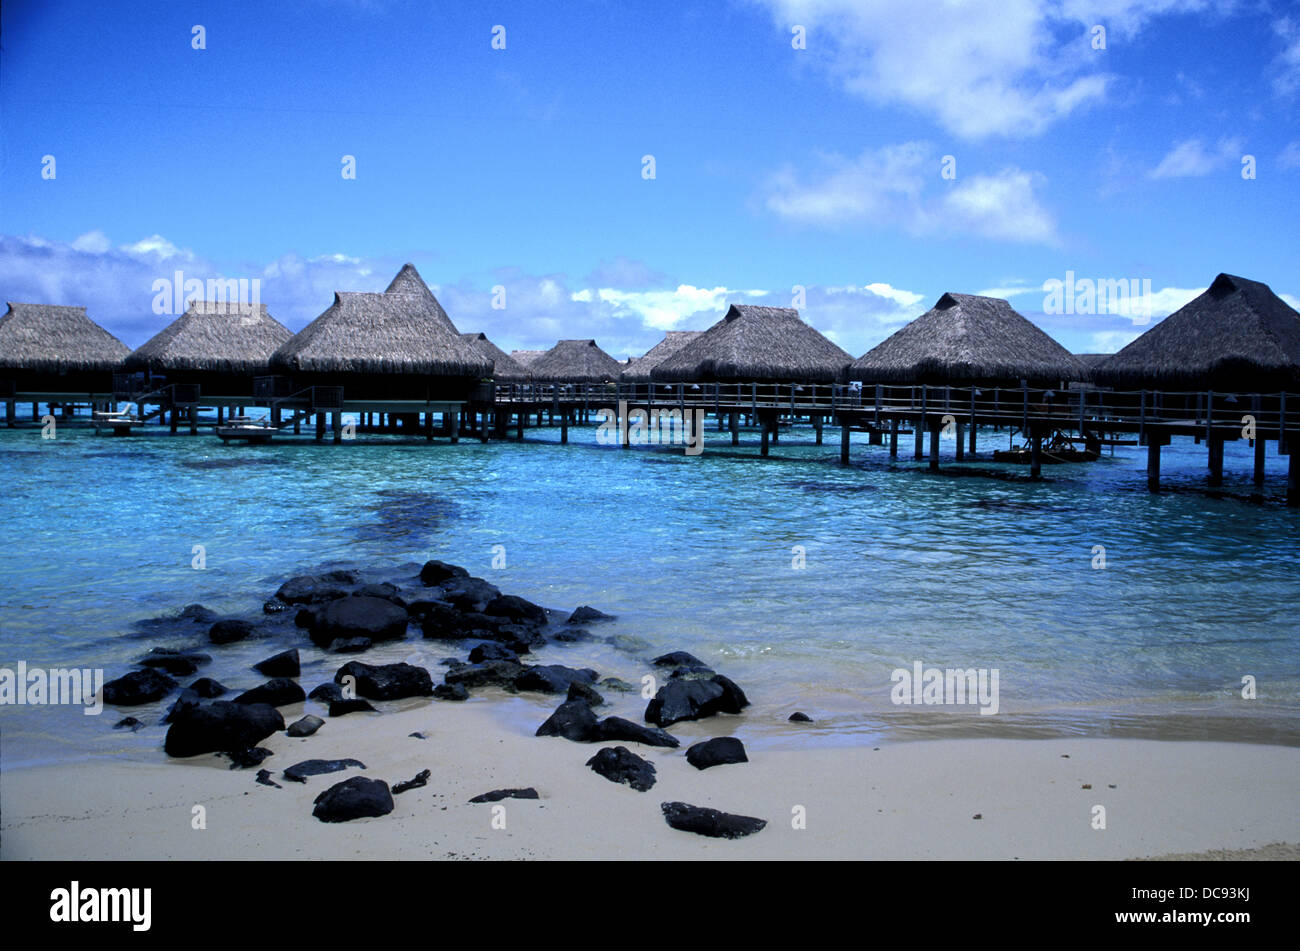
[1147,438,1162,492]
[889,418,899,458]
[815,416,823,445]
[928,418,940,472]
[315,412,325,441]
[189,407,197,435]
[517,411,525,442]
[840,421,850,464]
[955,423,965,462]
[332,412,342,443]
[760,418,770,457]
[561,411,568,444]
[1207,435,1224,486]
[1289,450,1299,507]
[1030,431,1043,480]
[1254,434,1267,487]
[730,412,739,446]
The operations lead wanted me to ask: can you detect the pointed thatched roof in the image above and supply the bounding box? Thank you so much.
[527,339,623,383]
[271,265,490,376]
[510,350,546,367]
[651,305,852,383]
[1092,274,1300,391]
[461,332,530,382]
[0,303,129,373]
[848,293,1084,386]
[123,301,291,374]
[621,331,703,382]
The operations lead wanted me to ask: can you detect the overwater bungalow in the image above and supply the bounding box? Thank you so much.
[0,302,129,399]
[123,300,292,399]
[461,332,531,382]
[526,339,623,384]
[268,263,491,401]
[650,305,851,383]
[1092,273,1300,392]
[621,331,702,383]
[849,293,1084,387]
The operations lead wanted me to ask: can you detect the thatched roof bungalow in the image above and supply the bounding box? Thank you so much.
[527,339,623,384]
[621,331,703,383]
[848,293,1084,386]
[124,301,291,394]
[269,264,491,400]
[460,332,530,382]
[651,305,851,383]
[1091,274,1300,392]
[0,302,129,393]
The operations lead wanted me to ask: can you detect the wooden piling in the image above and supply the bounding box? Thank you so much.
[955,423,965,462]
[1289,450,1299,507]
[928,419,940,472]
[1254,435,1267,487]
[1208,435,1224,487]
[889,418,899,458]
[840,422,850,464]
[815,416,823,445]
[730,412,739,446]
[913,416,924,460]
[332,412,342,443]
[1030,432,1042,480]
[561,412,568,445]
[315,412,325,441]
[1147,439,1162,492]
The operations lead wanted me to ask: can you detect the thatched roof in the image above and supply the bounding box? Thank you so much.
[271,265,490,376]
[461,332,530,382]
[527,339,623,383]
[124,301,291,373]
[510,350,546,367]
[848,293,1084,386]
[0,302,129,373]
[1091,274,1300,391]
[651,305,852,383]
[620,331,703,382]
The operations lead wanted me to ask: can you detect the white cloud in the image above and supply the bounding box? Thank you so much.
[1281,293,1300,311]
[752,0,1114,139]
[1148,137,1243,179]
[70,230,112,254]
[583,285,739,331]
[1279,141,1300,170]
[1087,329,1142,352]
[763,143,1058,244]
[1274,18,1300,96]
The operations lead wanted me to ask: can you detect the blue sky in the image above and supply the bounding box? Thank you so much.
[1,0,1298,358]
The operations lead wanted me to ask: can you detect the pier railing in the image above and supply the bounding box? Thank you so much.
[493,381,1295,441]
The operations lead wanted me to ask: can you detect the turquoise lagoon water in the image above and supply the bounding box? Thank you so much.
[1,417,1298,767]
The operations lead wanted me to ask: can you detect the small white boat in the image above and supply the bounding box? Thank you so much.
[92,410,139,436]
[216,417,277,444]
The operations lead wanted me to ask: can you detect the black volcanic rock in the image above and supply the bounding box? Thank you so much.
[685,737,749,770]
[329,699,377,717]
[660,801,766,839]
[392,769,430,795]
[255,769,281,788]
[595,716,679,748]
[468,787,538,803]
[788,711,813,722]
[535,699,599,741]
[468,642,519,664]
[444,659,524,690]
[329,637,373,653]
[312,776,394,822]
[586,747,656,792]
[568,605,614,624]
[419,560,468,586]
[483,594,547,626]
[275,572,353,606]
[652,650,705,668]
[103,668,177,706]
[114,716,143,731]
[433,683,469,701]
[208,619,255,645]
[253,649,300,678]
[164,701,284,757]
[234,678,306,708]
[333,661,432,701]
[287,714,325,737]
[284,757,367,783]
[225,747,273,769]
[307,683,344,704]
[566,680,605,707]
[138,648,211,677]
[514,664,598,694]
[188,677,228,699]
[310,595,408,647]
[436,576,501,613]
[644,674,749,728]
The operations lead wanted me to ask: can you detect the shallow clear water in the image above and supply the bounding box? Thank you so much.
[1,415,1298,767]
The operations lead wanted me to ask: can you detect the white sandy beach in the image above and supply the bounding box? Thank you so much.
[3,696,1298,860]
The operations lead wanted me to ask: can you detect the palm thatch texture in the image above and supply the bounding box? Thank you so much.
[509,350,546,368]
[461,332,530,382]
[651,305,852,383]
[271,264,491,377]
[124,301,291,374]
[527,339,623,383]
[848,293,1084,387]
[1092,273,1300,391]
[0,303,129,373]
[620,331,703,382]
